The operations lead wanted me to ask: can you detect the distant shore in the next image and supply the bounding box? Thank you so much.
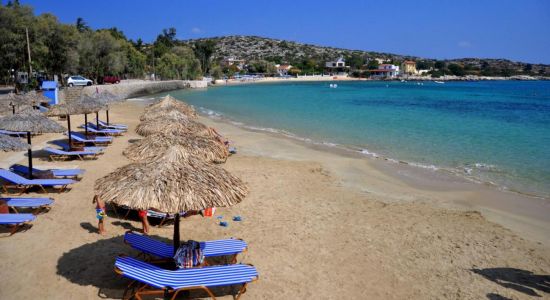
[212,74,550,86]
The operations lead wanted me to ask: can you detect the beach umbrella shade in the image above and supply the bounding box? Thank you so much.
[135,117,215,138]
[123,133,229,163]
[0,110,65,178]
[145,95,198,119]
[0,134,30,152]
[95,147,248,252]
[46,100,102,147]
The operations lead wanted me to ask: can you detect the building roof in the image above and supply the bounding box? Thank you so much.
[403,60,416,65]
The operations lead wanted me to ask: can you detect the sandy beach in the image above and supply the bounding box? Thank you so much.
[1,98,549,299]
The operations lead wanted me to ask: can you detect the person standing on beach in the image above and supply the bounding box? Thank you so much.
[138,210,150,235]
[93,195,106,235]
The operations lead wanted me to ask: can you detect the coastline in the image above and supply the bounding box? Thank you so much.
[211,74,550,86]
[196,112,550,246]
[0,99,549,299]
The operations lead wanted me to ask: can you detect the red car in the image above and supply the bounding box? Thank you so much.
[102,76,121,84]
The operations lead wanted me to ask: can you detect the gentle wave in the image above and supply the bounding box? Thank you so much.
[195,106,537,197]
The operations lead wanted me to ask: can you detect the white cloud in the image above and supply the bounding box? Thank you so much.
[458,41,472,48]
[191,27,202,34]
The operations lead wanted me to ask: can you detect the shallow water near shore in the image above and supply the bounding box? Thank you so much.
[162,81,550,198]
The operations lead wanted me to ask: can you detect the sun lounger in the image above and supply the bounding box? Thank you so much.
[114,255,258,300]
[51,140,105,153]
[80,123,124,136]
[10,164,85,179]
[66,132,112,146]
[0,213,36,236]
[0,169,76,194]
[0,129,26,137]
[1,197,54,213]
[43,147,100,161]
[146,210,187,227]
[98,120,127,130]
[124,231,248,263]
[111,205,185,227]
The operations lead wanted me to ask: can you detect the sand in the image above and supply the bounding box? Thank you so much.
[0,100,549,299]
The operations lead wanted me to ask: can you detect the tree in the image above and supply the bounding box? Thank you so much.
[416,60,433,70]
[193,40,216,75]
[75,17,90,32]
[153,27,177,58]
[366,60,379,70]
[447,63,465,76]
[78,30,125,81]
[288,67,301,76]
[346,53,364,70]
[523,64,533,73]
[434,60,446,70]
[156,46,202,80]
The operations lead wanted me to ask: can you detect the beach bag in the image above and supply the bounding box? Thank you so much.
[174,240,204,269]
[203,207,216,217]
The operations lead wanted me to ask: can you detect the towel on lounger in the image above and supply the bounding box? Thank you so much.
[173,240,204,268]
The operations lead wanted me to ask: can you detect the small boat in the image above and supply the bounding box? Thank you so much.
[434,81,445,84]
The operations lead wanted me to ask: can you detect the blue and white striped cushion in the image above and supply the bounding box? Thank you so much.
[2,197,53,208]
[0,213,36,224]
[124,232,247,258]
[115,256,258,290]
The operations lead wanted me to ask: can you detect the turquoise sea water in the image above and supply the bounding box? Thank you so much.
[163,81,550,198]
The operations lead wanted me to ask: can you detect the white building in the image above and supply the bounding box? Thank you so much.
[275,64,292,76]
[325,57,350,74]
[223,57,246,70]
[369,64,400,78]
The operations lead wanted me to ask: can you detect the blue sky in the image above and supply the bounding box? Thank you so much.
[14,0,550,64]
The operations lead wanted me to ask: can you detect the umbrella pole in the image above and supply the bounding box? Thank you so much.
[84,114,88,138]
[173,213,181,254]
[67,115,72,149]
[106,110,109,125]
[95,112,99,128]
[27,132,33,179]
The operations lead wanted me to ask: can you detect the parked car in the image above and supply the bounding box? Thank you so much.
[67,76,93,87]
[102,76,121,84]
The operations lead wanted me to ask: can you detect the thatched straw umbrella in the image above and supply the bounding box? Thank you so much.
[123,133,229,163]
[95,147,248,252]
[0,134,29,152]
[46,100,102,147]
[79,95,107,133]
[136,117,215,138]
[23,90,51,106]
[0,93,33,115]
[0,110,65,178]
[139,108,189,122]
[145,95,197,119]
[91,91,126,126]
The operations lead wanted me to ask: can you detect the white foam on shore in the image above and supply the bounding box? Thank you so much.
[195,105,547,200]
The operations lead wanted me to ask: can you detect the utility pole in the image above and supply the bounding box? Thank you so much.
[25,27,32,76]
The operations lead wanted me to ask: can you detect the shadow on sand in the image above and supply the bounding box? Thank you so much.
[472,268,550,298]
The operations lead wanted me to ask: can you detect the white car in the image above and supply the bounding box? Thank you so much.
[67,76,93,87]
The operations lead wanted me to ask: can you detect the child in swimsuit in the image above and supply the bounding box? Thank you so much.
[93,195,106,235]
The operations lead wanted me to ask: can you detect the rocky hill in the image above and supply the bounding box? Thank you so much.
[184,35,550,76]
